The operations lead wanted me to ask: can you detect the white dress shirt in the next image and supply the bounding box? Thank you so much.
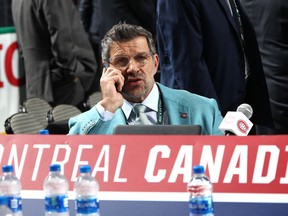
[96,83,159,123]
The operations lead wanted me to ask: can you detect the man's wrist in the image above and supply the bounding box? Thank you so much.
[99,98,119,113]
[96,103,114,121]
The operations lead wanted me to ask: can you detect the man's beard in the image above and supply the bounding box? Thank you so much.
[122,85,149,100]
[122,73,154,101]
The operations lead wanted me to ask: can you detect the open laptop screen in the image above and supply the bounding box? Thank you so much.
[113,125,202,135]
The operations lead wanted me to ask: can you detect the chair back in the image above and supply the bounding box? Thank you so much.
[87,91,102,108]
[23,97,52,128]
[4,112,44,134]
[48,104,82,122]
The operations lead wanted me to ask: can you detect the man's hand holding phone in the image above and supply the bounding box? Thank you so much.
[99,66,125,113]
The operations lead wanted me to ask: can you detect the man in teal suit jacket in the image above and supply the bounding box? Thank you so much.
[68,23,224,135]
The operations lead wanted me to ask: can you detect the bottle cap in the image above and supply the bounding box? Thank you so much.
[39,129,49,135]
[2,165,13,173]
[193,165,205,174]
[0,196,8,205]
[80,165,91,173]
[50,164,61,172]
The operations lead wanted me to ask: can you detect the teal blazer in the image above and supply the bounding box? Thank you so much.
[68,83,224,135]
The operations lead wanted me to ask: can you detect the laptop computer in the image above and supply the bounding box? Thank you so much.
[113,125,202,135]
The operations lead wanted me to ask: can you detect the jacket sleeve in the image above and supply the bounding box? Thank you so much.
[156,0,218,98]
[68,107,99,134]
[78,0,92,32]
[68,106,125,134]
[42,0,97,93]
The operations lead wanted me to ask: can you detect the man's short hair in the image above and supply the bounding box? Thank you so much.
[101,23,156,63]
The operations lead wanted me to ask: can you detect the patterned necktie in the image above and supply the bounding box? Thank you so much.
[131,104,153,125]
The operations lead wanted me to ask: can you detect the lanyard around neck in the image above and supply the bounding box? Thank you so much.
[157,93,164,125]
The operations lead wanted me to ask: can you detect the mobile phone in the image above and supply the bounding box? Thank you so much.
[103,63,109,69]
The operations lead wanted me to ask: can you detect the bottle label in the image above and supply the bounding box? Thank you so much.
[189,195,214,214]
[45,195,69,213]
[76,198,100,214]
[7,196,22,212]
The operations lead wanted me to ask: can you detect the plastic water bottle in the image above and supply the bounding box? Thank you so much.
[187,165,214,216]
[0,196,13,216]
[39,129,49,135]
[0,165,23,216]
[74,165,100,216]
[43,164,69,216]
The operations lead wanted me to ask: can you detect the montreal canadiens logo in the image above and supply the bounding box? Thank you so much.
[237,120,249,133]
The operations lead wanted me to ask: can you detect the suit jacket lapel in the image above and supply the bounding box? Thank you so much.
[157,83,192,125]
[178,109,191,124]
[161,96,191,125]
[217,0,242,40]
[154,105,191,125]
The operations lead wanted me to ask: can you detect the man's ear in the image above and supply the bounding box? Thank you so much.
[153,54,159,71]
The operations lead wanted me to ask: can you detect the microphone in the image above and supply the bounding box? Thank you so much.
[219,103,253,136]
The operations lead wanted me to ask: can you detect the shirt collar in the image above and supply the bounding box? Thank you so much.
[122,83,159,119]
